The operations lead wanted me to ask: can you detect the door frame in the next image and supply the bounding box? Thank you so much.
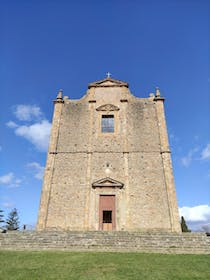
[99,195,116,231]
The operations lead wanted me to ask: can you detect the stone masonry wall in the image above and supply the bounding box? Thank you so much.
[37,78,181,232]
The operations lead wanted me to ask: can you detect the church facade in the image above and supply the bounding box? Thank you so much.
[37,77,181,232]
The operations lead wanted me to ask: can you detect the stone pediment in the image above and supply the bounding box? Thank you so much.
[96,104,120,112]
[88,78,128,89]
[92,177,124,189]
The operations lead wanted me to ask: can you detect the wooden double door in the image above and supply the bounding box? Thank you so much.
[99,195,116,231]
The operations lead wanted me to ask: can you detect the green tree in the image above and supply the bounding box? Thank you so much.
[181,216,191,232]
[0,209,4,226]
[6,208,20,230]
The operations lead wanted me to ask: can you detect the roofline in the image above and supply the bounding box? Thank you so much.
[88,77,129,89]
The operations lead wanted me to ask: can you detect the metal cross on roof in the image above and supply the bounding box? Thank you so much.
[106,72,111,78]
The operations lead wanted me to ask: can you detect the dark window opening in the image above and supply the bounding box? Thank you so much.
[101,115,114,133]
[103,211,112,223]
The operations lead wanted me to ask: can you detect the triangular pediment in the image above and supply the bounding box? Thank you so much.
[88,78,128,89]
[96,104,120,111]
[92,177,124,189]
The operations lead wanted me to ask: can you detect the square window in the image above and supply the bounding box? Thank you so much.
[103,211,112,223]
[101,115,114,133]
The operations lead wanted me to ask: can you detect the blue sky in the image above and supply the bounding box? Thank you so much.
[0,0,209,231]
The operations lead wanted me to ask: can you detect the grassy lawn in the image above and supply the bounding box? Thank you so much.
[0,251,209,280]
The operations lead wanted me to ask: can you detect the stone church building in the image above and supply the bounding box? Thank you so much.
[37,77,181,232]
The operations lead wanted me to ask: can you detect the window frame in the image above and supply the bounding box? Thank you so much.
[101,114,115,133]
[96,104,119,137]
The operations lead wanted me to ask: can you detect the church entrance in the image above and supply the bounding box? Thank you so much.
[99,195,115,231]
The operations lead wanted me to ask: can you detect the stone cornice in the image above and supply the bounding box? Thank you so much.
[92,177,124,189]
[88,77,129,89]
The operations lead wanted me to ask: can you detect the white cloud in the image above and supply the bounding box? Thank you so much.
[169,133,179,142]
[181,156,191,167]
[14,105,42,121]
[6,121,18,128]
[181,147,199,167]
[181,143,210,167]
[7,104,51,152]
[27,162,45,180]
[12,179,22,188]
[179,205,210,222]
[0,172,14,184]
[14,120,51,152]
[0,172,22,188]
[201,143,210,160]
[2,202,14,208]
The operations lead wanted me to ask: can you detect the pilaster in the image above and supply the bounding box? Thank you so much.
[37,90,64,230]
[154,88,181,232]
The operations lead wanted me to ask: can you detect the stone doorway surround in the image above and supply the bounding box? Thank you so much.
[92,177,124,231]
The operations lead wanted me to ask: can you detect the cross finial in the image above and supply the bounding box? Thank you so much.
[106,72,111,78]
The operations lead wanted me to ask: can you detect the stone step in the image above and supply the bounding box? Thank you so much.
[0,231,209,254]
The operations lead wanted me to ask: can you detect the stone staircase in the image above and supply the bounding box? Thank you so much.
[0,231,210,254]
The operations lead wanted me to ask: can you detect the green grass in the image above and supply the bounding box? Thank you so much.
[0,251,209,280]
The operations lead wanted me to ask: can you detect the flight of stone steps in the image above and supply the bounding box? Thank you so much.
[0,231,210,254]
